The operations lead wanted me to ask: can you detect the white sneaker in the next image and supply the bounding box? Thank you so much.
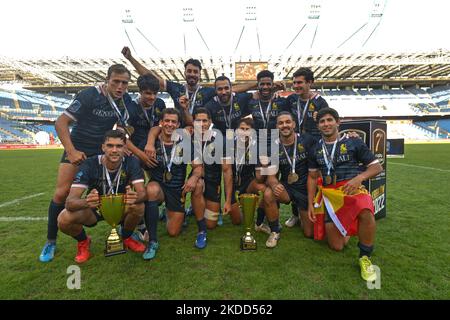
[254,223,271,235]
[266,232,280,248]
[285,215,299,228]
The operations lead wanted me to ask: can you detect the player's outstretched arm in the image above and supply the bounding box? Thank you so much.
[55,113,86,165]
[121,46,167,91]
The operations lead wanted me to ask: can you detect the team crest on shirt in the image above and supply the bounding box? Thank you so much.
[340,144,348,154]
[272,103,278,110]
[234,103,240,111]
[120,170,127,180]
[308,103,315,111]
[197,93,203,101]
[297,144,304,153]
[176,145,183,157]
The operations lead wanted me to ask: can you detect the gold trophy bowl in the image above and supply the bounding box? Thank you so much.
[99,194,127,257]
[238,193,260,251]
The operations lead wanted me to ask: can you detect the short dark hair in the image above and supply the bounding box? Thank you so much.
[137,73,160,93]
[215,75,231,87]
[104,129,127,143]
[317,107,340,122]
[238,117,254,128]
[292,67,314,82]
[184,58,202,71]
[257,70,274,82]
[107,64,131,79]
[161,108,181,122]
[276,111,294,121]
[193,107,211,120]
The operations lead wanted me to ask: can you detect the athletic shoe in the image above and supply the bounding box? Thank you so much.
[131,230,145,242]
[123,237,146,253]
[75,236,91,264]
[195,231,207,249]
[39,242,56,262]
[254,223,271,235]
[265,232,280,248]
[143,241,159,260]
[359,256,377,282]
[285,215,299,227]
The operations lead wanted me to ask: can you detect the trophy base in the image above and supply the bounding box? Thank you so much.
[240,238,257,251]
[104,240,127,257]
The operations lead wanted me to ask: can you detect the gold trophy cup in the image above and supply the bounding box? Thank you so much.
[238,193,260,250]
[99,194,127,257]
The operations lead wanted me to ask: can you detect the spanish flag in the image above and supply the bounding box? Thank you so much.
[313,180,374,240]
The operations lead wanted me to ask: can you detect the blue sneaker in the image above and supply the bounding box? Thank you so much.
[39,242,56,262]
[143,241,159,260]
[195,231,207,249]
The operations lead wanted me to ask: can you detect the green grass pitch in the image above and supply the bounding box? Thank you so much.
[0,144,449,299]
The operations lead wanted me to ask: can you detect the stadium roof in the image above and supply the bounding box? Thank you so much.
[1,50,450,92]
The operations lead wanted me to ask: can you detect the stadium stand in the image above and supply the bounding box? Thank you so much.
[1,84,450,144]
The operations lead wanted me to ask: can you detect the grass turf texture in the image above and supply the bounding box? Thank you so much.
[0,144,449,300]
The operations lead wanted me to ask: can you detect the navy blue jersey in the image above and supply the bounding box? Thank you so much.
[193,132,223,184]
[276,133,315,189]
[229,138,258,186]
[128,97,166,150]
[205,93,252,135]
[72,155,144,195]
[285,93,329,139]
[246,97,288,150]
[166,81,216,126]
[308,137,378,186]
[148,136,189,188]
[64,86,133,155]
[246,97,289,131]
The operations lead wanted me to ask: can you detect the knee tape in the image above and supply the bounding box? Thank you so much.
[204,209,219,221]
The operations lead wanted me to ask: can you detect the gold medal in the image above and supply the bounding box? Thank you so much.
[125,125,135,136]
[333,174,337,186]
[325,175,332,185]
[165,171,172,182]
[288,172,299,184]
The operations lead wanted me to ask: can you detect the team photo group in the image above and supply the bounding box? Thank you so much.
[38,46,383,283]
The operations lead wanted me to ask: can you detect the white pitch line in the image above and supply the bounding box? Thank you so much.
[0,192,45,208]
[0,217,47,222]
[389,162,450,173]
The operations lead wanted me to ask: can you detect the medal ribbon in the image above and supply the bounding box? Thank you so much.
[321,137,339,177]
[106,92,130,127]
[221,94,234,129]
[185,85,201,114]
[281,134,297,174]
[160,139,177,173]
[102,157,123,195]
[296,98,309,131]
[258,99,272,128]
